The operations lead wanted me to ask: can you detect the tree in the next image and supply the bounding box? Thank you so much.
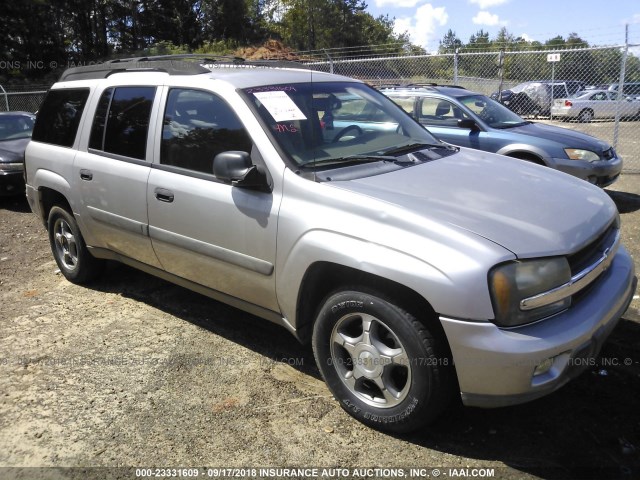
[438,29,461,53]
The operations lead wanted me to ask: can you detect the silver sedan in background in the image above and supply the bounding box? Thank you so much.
[551,89,640,122]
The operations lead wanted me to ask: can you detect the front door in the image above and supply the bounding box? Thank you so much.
[146,88,280,311]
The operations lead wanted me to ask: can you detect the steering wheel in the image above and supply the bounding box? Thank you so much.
[333,125,363,142]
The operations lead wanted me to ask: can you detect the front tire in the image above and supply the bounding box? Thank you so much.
[312,289,453,433]
[48,206,104,284]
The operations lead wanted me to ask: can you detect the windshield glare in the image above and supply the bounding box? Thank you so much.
[242,82,440,166]
[460,94,527,128]
[0,115,34,141]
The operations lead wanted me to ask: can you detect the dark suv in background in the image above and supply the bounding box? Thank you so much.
[491,80,586,116]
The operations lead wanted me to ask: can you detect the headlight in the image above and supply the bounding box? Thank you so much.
[564,148,600,162]
[0,162,24,172]
[489,257,571,327]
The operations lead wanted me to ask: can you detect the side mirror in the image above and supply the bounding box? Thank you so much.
[213,151,270,192]
[457,118,478,130]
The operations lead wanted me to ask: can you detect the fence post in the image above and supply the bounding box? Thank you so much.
[0,85,9,111]
[613,24,628,150]
[323,49,334,74]
[453,48,459,84]
[497,49,505,102]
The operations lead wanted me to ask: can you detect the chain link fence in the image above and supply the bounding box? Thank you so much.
[2,35,639,172]
[0,85,48,113]
[305,42,640,173]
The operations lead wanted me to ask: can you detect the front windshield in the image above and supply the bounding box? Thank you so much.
[459,94,527,129]
[0,115,34,141]
[242,82,441,166]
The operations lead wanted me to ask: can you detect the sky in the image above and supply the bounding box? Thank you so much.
[366,0,640,52]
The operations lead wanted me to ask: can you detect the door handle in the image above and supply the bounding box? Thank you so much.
[154,187,175,203]
[79,169,93,181]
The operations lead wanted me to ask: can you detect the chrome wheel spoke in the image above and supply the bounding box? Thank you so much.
[372,376,399,404]
[390,349,409,367]
[361,314,374,346]
[332,329,357,357]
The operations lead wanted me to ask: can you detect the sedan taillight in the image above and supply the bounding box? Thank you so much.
[565,100,573,107]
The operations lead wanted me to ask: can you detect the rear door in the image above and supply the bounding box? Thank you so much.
[73,85,162,267]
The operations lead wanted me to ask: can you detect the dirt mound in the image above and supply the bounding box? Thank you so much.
[235,39,299,60]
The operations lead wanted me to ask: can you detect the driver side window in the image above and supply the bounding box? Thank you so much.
[419,98,467,127]
[161,88,252,175]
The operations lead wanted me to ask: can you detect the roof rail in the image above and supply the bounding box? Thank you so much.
[58,54,307,82]
[377,83,468,91]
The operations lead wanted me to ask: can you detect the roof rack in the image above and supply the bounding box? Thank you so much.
[59,54,307,82]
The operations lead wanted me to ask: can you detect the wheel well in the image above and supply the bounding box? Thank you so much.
[506,152,545,165]
[39,187,72,224]
[295,262,441,345]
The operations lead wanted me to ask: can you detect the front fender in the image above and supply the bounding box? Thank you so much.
[276,229,500,329]
[496,144,553,167]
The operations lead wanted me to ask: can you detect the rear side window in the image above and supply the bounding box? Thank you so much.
[89,86,156,160]
[32,89,90,147]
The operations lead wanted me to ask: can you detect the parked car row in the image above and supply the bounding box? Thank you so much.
[490,80,585,116]
[491,81,640,117]
[551,89,640,122]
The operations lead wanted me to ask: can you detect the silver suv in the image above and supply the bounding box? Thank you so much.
[25,56,637,433]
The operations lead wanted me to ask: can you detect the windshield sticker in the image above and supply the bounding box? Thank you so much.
[254,91,307,122]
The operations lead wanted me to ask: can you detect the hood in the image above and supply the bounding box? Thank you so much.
[504,122,610,152]
[0,137,30,162]
[329,149,616,258]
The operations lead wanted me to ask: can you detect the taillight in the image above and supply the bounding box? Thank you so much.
[565,100,572,107]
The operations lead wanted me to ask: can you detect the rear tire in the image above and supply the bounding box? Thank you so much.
[48,206,104,284]
[578,109,593,123]
[312,288,453,433]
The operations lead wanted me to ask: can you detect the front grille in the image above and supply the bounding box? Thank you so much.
[567,223,617,275]
[566,223,618,304]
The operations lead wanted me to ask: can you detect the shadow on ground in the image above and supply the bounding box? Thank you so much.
[0,194,30,213]
[88,262,640,480]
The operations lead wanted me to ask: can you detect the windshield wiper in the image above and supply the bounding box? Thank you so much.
[299,155,397,169]
[382,142,455,156]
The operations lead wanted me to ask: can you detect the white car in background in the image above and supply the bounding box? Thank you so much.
[551,89,640,122]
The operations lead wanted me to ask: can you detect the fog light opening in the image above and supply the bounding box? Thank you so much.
[533,357,555,377]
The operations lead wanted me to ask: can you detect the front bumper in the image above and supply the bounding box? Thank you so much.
[554,154,623,187]
[441,246,636,408]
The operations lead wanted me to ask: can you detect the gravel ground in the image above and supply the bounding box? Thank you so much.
[0,174,639,480]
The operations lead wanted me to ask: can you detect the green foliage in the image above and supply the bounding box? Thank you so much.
[0,0,408,83]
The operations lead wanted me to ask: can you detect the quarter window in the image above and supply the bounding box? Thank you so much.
[89,86,156,160]
[32,89,90,147]
[161,88,252,174]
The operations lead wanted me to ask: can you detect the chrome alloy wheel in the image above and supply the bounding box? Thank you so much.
[53,217,79,271]
[330,313,411,408]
